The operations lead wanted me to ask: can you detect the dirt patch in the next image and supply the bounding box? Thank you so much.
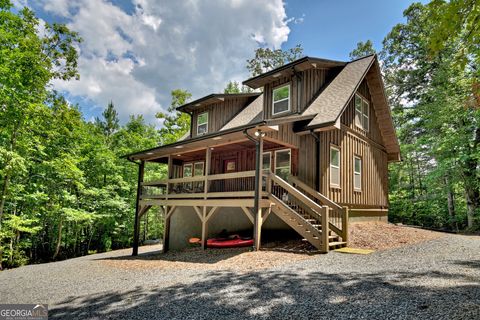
[349,222,445,250]
[100,246,313,271]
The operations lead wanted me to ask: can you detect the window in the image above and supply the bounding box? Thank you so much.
[183,163,193,177]
[197,112,208,135]
[194,162,204,176]
[354,156,362,191]
[262,152,271,172]
[183,163,193,190]
[355,93,370,131]
[275,149,291,180]
[330,147,340,188]
[194,161,205,190]
[272,84,290,115]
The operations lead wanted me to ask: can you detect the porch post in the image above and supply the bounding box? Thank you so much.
[132,160,145,256]
[253,133,264,250]
[163,156,172,253]
[202,147,211,249]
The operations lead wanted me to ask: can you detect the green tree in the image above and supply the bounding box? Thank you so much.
[95,101,120,140]
[0,2,81,268]
[224,81,252,94]
[349,40,376,60]
[246,44,304,77]
[382,2,480,229]
[156,89,192,145]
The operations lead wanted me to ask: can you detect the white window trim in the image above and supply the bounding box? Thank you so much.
[194,161,205,176]
[272,84,291,116]
[353,156,362,192]
[330,146,341,188]
[274,149,291,176]
[197,112,208,135]
[262,151,272,172]
[354,93,370,132]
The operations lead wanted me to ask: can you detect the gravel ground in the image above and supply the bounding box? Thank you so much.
[349,222,444,250]
[0,233,479,319]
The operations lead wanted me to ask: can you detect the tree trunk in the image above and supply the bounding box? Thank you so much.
[444,175,458,231]
[464,126,480,229]
[53,217,63,260]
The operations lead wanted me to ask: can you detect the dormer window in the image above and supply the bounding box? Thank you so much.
[272,84,290,115]
[197,112,208,135]
[355,93,369,131]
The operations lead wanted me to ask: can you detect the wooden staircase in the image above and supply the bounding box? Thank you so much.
[266,173,348,252]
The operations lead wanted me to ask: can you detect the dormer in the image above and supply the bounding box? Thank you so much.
[177,93,261,138]
[242,57,345,120]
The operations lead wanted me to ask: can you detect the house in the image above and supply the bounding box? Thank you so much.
[125,54,400,255]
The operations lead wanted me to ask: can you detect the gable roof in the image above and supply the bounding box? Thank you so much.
[243,56,346,89]
[220,94,264,131]
[177,93,260,113]
[302,55,375,125]
[300,54,400,156]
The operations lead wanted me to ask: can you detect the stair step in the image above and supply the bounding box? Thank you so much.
[329,241,347,248]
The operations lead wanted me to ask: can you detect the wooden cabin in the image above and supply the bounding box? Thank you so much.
[125,54,400,254]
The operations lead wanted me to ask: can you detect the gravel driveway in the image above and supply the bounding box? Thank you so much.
[0,234,479,319]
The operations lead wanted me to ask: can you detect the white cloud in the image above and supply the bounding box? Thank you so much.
[40,0,291,124]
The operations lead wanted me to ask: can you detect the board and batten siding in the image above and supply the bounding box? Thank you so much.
[190,97,250,138]
[318,81,389,208]
[263,68,338,120]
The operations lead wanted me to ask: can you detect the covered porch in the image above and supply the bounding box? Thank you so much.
[130,126,297,254]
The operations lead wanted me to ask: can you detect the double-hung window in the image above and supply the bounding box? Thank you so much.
[275,149,291,180]
[272,84,290,115]
[330,147,340,188]
[197,112,208,135]
[354,156,362,191]
[355,94,369,131]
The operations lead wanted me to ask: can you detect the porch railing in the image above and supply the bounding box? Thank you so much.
[141,170,257,199]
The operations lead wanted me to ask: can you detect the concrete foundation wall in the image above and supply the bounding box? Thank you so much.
[169,207,290,250]
[348,209,388,223]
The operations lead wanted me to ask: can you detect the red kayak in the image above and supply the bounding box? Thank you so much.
[207,235,253,248]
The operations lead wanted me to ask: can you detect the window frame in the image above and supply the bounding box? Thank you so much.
[353,155,362,192]
[330,146,341,188]
[274,148,291,179]
[194,161,205,176]
[272,83,291,116]
[262,151,272,172]
[183,163,193,177]
[354,93,370,132]
[196,112,209,135]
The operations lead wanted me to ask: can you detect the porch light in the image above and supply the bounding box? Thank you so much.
[174,146,183,149]
[272,72,282,78]
[212,136,222,140]
[254,130,265,137]
[146,152,154,155]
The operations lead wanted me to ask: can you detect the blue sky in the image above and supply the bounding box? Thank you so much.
[284,0,425,60]
[26,0,424,125]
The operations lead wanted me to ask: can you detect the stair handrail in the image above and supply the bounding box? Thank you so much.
[267,172,330,252]
[287,175,349,243]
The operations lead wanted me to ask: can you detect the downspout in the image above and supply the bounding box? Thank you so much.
[310,130,320,191]
[244,129,261,250]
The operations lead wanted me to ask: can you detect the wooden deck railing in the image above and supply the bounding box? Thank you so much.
[141,170,257,199]
[288,175,348,243]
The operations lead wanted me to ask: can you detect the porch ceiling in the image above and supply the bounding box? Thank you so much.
[130,126,287,163]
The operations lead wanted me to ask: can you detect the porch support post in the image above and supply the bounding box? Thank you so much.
[253,132,263,250]
[132,160,145,256]
[163,156,173,253]
[204,147,211,194]
[201,207,208,250]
